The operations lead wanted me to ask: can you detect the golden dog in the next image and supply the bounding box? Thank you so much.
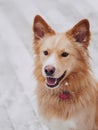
[33,15,98,130]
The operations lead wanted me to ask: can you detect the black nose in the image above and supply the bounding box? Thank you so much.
[44,65,55,76]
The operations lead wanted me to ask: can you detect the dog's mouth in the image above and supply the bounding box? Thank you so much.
[46,71,66,88]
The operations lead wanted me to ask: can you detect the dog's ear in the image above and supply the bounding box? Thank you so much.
[67,19,90,47]
[33,15,55,40]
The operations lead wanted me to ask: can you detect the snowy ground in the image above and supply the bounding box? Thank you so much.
[0,0,98,130]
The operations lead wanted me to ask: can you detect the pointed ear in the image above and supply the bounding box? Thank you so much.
[67,19,90,47]
[33,15,55,40]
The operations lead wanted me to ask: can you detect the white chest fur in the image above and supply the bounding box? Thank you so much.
[44,118,76,130]
[40,107,95,130]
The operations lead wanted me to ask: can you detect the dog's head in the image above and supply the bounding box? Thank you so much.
[33,15,90,89]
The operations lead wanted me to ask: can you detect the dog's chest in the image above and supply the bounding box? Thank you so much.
[44,118,76,130]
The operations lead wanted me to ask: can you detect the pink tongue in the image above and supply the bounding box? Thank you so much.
[47,77,57,85]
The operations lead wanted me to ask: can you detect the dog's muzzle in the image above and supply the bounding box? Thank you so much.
[44,65,66,88]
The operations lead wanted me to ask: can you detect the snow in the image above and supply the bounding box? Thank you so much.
[0,0,98,130]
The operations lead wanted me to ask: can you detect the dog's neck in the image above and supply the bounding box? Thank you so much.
[59,71,97,101]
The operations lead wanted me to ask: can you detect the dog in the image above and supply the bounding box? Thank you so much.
[32,15,98,130]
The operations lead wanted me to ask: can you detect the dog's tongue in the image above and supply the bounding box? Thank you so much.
[47,77,57,86]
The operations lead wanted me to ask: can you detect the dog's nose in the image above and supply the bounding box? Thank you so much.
[44,65,55,76]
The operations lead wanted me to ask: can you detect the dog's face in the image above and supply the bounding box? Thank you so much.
[39,34,80,88]
[33,15,90,89]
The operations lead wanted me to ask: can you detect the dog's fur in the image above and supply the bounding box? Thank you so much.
[33,15,98,130]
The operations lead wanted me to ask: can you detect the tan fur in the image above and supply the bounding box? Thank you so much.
[33,15,98,130]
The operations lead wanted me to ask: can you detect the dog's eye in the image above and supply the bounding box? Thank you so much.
[43,51,48,55]
[61,52,69,57]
